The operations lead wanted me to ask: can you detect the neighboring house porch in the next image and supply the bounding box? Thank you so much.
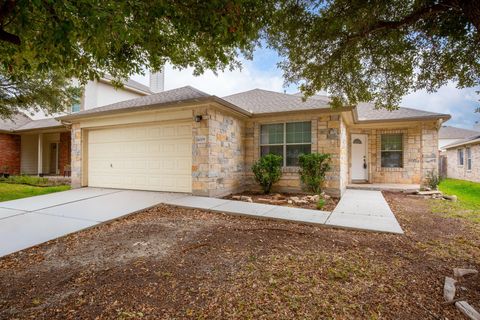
[0,115,71,177]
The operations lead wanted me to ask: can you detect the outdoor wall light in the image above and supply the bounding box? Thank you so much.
[194,115,203,122]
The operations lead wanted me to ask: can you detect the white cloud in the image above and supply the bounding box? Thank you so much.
[132,59,291,97]
[401,82,480,129]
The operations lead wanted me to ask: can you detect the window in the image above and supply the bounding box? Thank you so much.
[458,149,464,166]
[260,121,311,166]
[466,147,472,170]
[71,103,81,113]
[381,134,403,168]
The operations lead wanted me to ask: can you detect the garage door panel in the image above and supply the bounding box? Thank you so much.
[88,122,192,192]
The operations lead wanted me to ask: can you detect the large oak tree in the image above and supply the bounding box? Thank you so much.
[0,0,271,117]
[267,0,480,109]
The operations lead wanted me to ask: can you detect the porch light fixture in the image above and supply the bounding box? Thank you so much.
[194,115,203,122]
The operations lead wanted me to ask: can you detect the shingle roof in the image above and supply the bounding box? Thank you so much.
[355,102,450,122]
[222,89,331,114]
[59,86,212,120]
[14,118,63,131]
[444,134,480,149]
[0,113,32,132]
[300,93,450,122]
[101,75,152,94]
[439,126,480,139]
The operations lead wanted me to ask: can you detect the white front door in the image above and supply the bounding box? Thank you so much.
[351,134,368,181]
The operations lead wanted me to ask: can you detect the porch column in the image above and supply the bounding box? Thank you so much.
[37,133,43,176]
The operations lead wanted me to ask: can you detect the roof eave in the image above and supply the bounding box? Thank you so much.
[444,138,480,149]
[251,106,354,118]
[98,78,151,95]
[57,96,251,122]
[353,113,451,124]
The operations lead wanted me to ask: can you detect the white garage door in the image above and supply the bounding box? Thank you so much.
[88,122,192,192]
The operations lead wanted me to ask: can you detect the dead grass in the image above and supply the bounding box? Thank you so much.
[0,193,479,319]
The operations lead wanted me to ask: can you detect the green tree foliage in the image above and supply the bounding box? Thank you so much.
[0,0,271,118]
[251,154,283,194]
[298,153,331,194]
[267,0,480,109]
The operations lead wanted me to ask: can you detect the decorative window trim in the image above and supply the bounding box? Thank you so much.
[259,121,312,167]
[376,130,407,172]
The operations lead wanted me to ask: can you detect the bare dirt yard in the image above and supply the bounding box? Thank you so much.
[1,192,479,319]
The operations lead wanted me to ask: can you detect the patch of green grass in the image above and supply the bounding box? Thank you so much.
[432,179,480,223]
[0,183,70,202]
[0,175,67,187]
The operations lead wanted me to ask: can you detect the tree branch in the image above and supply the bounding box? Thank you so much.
[347,0,459,41]
[0,28,20,44]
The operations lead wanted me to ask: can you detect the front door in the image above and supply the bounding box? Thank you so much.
[351,134,368,181]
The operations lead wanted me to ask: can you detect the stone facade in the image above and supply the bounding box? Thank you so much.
[244,112,345,197]
[446,143,480,183]
[68,104,441,196]
[59,131,71,175]
[70,124,82,188]
[192,106,246,197]
[0,133,21,175]
[348,122,439,185]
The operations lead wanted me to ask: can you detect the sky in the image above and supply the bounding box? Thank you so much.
[132,47,480,130]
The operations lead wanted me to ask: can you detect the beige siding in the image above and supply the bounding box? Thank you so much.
[20,134,38,174]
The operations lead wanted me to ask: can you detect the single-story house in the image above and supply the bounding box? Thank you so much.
[438,126,479,151]
[444,133,480,183]
[57,86,450,197]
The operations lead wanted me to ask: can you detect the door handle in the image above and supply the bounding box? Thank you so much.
[363,158,367,169]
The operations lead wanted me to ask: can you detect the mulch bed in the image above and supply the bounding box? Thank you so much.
[0,192,479,319]
[224,191,340,211]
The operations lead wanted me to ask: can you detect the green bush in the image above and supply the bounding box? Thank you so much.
[251,154,283,194]
[316,198,326,210]
[298,153,331,194]
[425,170,442,190]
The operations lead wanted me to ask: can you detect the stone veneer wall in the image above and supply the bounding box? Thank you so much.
[70,124,82,188]
[191,106,246,197]
[348,122,438,184]
[446,143,480,183]
[244,112,344,197]
[0,133,21,175]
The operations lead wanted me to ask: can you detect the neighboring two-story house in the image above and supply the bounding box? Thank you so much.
[0,72,163,176]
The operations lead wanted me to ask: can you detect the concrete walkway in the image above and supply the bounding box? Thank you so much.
[0,187,403,258]
[0,188,184,257]
[326,189,403,234]
[164,189,403,234]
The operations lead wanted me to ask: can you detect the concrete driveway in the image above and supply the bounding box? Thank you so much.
[0,188,183,257]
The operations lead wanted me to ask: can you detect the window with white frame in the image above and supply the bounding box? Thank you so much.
[381,134,403,168]
[260,121,311,166]
[466,147,472,170]
[458,148,464,166]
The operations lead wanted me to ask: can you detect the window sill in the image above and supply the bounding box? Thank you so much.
[379,167,405,172]
[282,166,300,173]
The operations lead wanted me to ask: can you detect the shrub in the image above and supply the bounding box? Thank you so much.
[298,153,331,194]
[0,175,68,186]
[316,198,326,210]
[251,154,283,194]
[425,170,442,190]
